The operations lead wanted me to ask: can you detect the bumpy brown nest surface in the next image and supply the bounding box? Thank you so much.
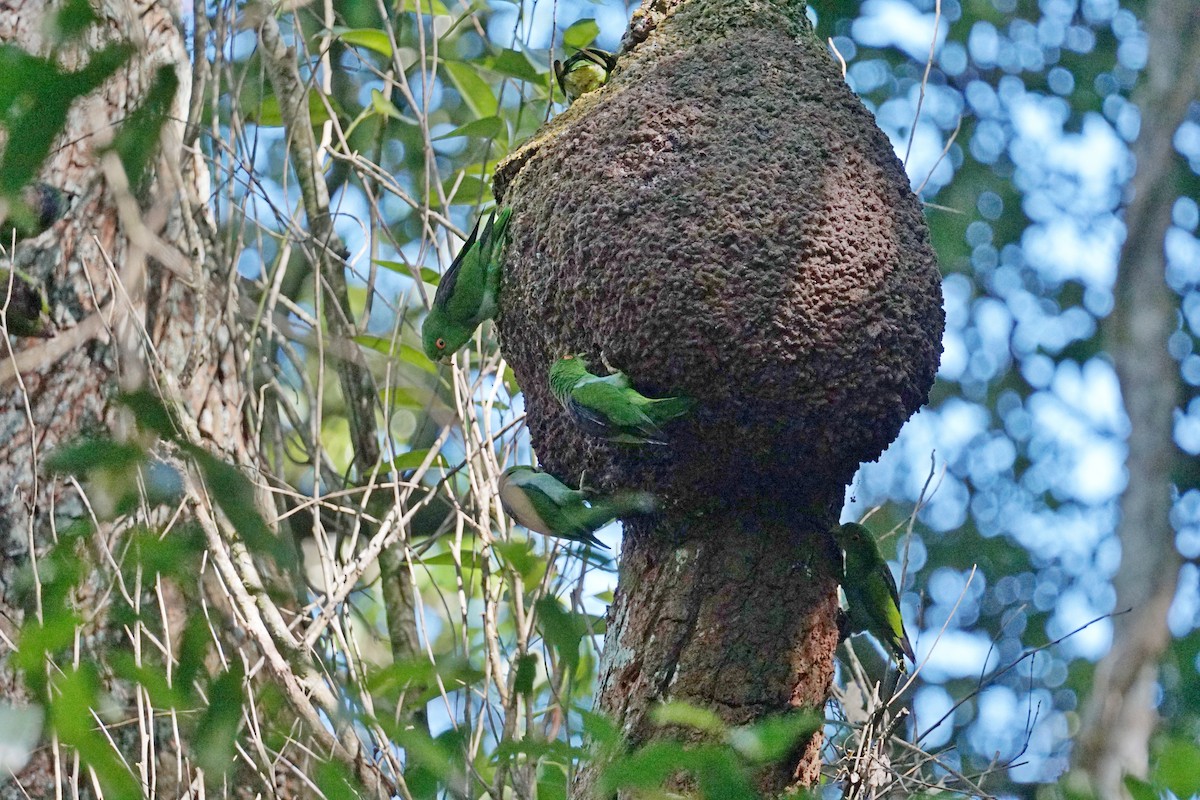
[495,14,943,513]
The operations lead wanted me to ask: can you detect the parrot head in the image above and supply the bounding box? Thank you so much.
[554,48,618,103]
[833,522,867,546]
[549,352,589,382]
[421,308,470,363]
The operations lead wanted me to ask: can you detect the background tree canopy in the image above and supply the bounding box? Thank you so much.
[2,0,1198,798]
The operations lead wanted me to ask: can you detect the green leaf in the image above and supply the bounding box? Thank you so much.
[109,66,179,192]
[354,333,400,355]
[400,0,451,16]
[51,0,100,41]
[174,614,212,702]
[315,760,367,800]
[49,667,143,800]
[109,652,187,709]
[374,259,440,285]
[434,115,505,142]
[117,389,178,439]
[727,711,821,763]
[440,171,491,207]
[598,740,693,795]
[336,27,394,57]
[1123,776,1160,800]
[370,89,417,124]
[185,447,295,569]
[535,597,588,673]
[388,447,449,471]
[250,90,332,128]
[251,93,285,126]
[367,656,484,699]
[1152,737,1200,797]
[15,613,83,691]
[193,662,246,780]
[536,761,569,800]
[0,44,133,193]
[373,258,413,276]
[355,336,438,376]
[442,61,498,118]
[495,539,546,584]
[492,737,583,763]
[419,550,482,568]
[562,19,600,51]
[692,746,759,800]
[123,523,205,578]
[487,48,544,83]
[45,438,146,476]
[513,653,538,696]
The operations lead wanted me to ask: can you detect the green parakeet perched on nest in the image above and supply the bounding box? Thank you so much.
[554,48,618,103]
[833,522,916,666]
[497,465,655,547]
[548,354,695,445]
[421,206,513,362]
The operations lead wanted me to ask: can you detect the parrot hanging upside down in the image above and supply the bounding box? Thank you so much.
[833,522,916,667]
[548,354,695,445]
[421,206,513,363]
[554,48,618,104]
[497,465,656,548]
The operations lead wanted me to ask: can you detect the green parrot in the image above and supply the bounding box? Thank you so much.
[548,354,695,445]
[497,465,656,547]
[2,183,69,243]
[554,48,618,103]
[421,206,513,362]
[833,523,916,666]
[0,266,52,337]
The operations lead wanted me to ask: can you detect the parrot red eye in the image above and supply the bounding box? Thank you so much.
[436,338,446,350]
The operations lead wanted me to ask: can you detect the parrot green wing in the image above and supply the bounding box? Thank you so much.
[549,354,693,444]
[873,562,916,662]
[634,393,696,428]
[422,208,512,361]
[836,523,916,664]
[497,467,606,547]
[431,213,483,313]
[568,378,663,442]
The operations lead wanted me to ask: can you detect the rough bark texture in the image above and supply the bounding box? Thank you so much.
[0,2,240,797]
[1074,1,1200,796]
[494,0,943,792]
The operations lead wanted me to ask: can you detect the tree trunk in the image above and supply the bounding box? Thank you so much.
[494,0,943,793]
[0,2,240,796]
[577,508,843,796]
[1073,1,1200,796]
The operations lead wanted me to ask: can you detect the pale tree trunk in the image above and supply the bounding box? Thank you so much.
[1073,1,1200,796]
[0,1,242,796]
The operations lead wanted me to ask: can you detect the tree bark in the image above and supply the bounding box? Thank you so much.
[575,508,843,797]
[0,2,240,796]
[1074,1,1200,796]
[494,0,943,793]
